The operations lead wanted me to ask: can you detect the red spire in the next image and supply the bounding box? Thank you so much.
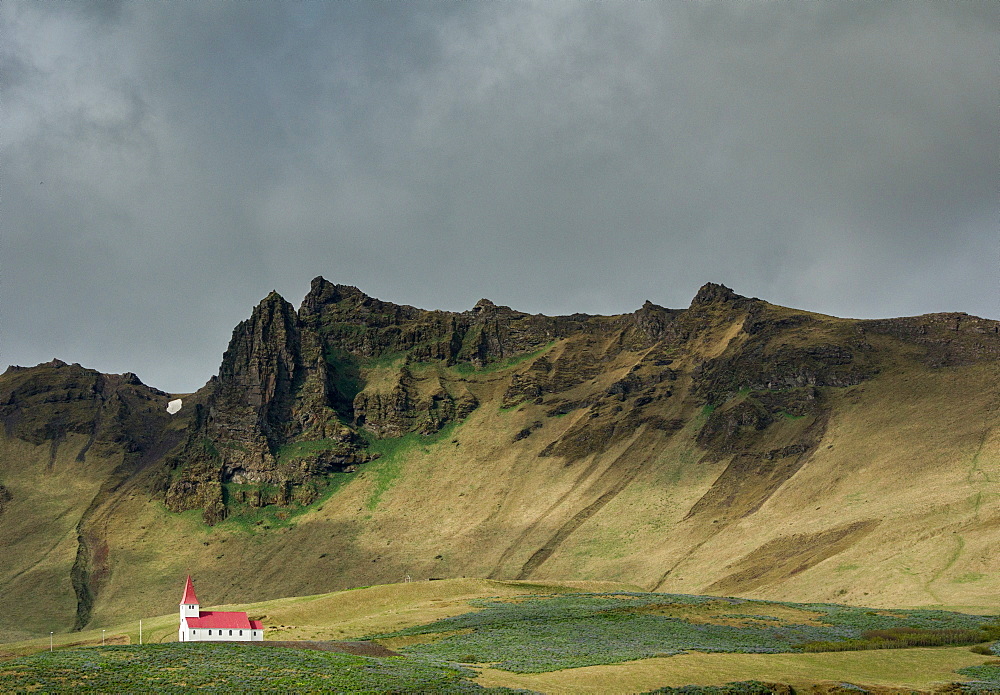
[180,575,199,605]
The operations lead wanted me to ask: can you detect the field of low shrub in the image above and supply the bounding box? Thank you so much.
[372,592,999,674]
[955,662,1000,692]
[643,682,791,695]
[0,643,519,693]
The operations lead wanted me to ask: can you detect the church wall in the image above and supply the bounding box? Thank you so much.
[181,627,261,642]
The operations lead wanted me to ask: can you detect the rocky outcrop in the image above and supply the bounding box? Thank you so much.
[214,291,302,451]
[0,359,173,463]
[165,289,370,520]
[696,398,774,453]
[859,312,1000,366]
[691,296,879,406]
[353,367,478,437]
[300,276,570,367]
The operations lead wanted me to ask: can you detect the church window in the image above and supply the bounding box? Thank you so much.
[239,630,243,636]
[229,630,233,635]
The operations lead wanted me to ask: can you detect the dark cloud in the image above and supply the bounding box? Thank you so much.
[2,1,997,392]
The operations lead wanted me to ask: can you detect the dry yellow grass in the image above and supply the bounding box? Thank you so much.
[0,578,637,655]
[644,360,1000,610]
[475,647,992,693]
[0,435,124,641]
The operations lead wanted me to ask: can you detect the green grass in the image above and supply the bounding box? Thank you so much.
[4,585,996,692]
[356,352,406,370]
[364,423,459,510]
[450,343,555,377]
[0,643,513,693]
[322,346,364,401]
[954,573,987,584]
[197,437,220,459]
[776,411,806,420]
[218,471,355,533]
[799,626,1000,653]
[275,438,346,465]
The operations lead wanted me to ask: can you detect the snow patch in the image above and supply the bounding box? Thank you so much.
[167,399,182,415]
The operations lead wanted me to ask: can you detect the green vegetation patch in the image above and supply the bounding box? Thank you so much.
[953,572,987,584]
[0,643,516,693]
[955,663,1000,692]
[799,626,1000,653]
[450,343,556,377]
[371,592,1000,674]
[364,423,459,510]
[219,471,354,533]
[776,411,806,420]
[323,347,363,403]
[643,682,790,695]
[357,352,407,370]
[275,438,346,465]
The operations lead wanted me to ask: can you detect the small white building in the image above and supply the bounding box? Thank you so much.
[178,575,263,642]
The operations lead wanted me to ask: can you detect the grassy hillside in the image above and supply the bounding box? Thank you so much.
[1,286,997,643]
[0,435,123,641]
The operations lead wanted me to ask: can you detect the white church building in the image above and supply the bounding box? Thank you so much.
[178,575,264,642]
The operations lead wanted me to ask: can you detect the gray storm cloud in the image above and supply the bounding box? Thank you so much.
[2,1,997,392]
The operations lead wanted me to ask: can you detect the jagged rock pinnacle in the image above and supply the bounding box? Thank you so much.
[690,283,744,307]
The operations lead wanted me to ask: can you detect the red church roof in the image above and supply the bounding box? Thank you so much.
[186,611,253,630]
[180,575,199,605]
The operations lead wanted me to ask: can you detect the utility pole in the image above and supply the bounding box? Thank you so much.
[50,632,53,652]
[139,620,142,645]
[102,629,106,646]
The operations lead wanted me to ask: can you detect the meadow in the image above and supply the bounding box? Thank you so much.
[0,643,516,693]
[2,582,998,693]
[372,592,1000,674]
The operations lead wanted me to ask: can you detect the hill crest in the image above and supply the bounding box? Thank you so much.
[1,280,998,640]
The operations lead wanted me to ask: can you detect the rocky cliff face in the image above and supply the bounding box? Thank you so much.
[162,289,370,522]
[163,276,644,523]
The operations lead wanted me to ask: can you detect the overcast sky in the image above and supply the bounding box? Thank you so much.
[3,1,997,393]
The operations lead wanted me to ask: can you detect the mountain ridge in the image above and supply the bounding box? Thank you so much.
[1,279,997,641]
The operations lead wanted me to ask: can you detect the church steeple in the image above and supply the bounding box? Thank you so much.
[180,575,200,619]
